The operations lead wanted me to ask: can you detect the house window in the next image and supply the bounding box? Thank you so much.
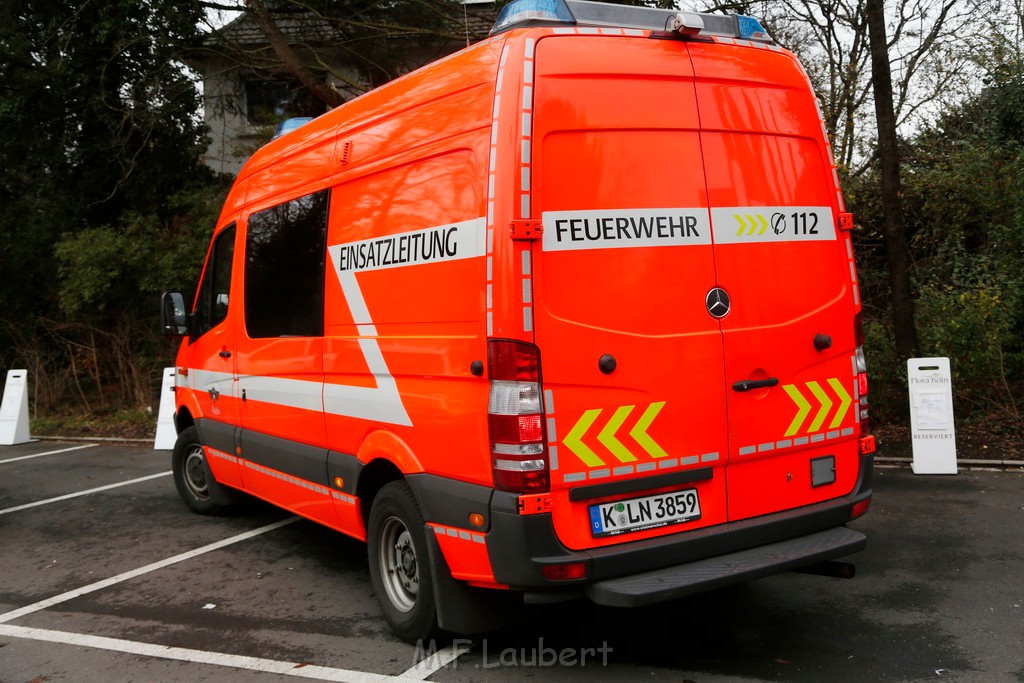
[244,78,321,127]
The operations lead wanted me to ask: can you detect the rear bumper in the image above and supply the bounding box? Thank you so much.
[583,526,865,607]
[408,452,872,607]
[490,493,863,590]
[487,451,873,599]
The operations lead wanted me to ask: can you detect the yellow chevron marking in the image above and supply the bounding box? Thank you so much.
[807,381,833,432]
[597,405,637,463]
[734,214,747,236]
[745,214,758,235]
[783,384,811,437]
[564,409,604,467]
[827,378,852,429]
[629,401,668,458]
[756,213,768,235]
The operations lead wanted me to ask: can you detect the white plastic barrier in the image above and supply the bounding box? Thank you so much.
[154,367,177,450]
[0,369,32,445]
[908,357,957,474]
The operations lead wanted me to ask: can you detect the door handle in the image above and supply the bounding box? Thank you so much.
[732,377,779,392]
[219,349,232,359]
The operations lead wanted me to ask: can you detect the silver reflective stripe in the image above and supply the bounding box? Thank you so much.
[240,375,322,413]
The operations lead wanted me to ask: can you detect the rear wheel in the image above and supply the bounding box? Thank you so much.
[367,480,440,643]
[172,426,226,515]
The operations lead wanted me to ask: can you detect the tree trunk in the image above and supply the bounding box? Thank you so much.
[865,0,918,359]
[246,0,346,109]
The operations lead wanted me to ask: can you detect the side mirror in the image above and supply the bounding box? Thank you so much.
[161,291,189,337]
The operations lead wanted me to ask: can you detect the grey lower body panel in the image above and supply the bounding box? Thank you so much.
[584,526,866,607]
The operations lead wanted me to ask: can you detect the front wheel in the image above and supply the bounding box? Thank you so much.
[172,426,226,515]
[367,480,440,643]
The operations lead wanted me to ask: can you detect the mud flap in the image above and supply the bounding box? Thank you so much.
[192,421,244,507]
[200,454,244,507]
[424,525,522,635]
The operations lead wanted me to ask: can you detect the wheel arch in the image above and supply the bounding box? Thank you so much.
[175,405,195,435]
[356,458,404,525]
[353,428,424,525]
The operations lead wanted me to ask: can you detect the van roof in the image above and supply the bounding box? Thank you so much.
[232,4,780,205]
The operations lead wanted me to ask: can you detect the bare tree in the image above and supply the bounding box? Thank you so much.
[866,0,918,358]
[701,0,989,359]
[716,0,977,172]
[244,0,346,108]
[197,0,489,108]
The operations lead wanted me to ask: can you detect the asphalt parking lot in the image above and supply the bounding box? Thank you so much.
[0,440,1021,682]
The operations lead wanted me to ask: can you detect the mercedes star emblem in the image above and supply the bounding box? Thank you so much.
[706,287,731,318]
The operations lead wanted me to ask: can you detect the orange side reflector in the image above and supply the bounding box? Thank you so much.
[838,212,854,231]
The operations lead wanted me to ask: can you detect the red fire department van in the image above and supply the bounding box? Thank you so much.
[162,0,876,643]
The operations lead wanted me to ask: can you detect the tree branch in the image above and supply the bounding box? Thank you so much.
[245,0,345,108]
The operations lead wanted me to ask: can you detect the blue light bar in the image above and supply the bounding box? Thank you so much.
[491,0,575,35]
[273,117,314,139]
[490,0,773,44]
[736,15,771,41]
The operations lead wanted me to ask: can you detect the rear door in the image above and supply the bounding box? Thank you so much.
[689,41,861,521]
[532,35,729,551]
[531,33,862,553]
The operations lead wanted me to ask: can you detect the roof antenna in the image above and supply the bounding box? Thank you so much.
[463,1,471,46]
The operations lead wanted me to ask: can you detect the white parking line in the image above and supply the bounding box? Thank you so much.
[0,624,440,682]
[0,511,470,680]
[0,471,172,516]
[0,517,299,624]
[0,443,98,465]
[399,641,472,679]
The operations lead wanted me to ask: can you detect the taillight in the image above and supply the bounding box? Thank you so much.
[854,313,870,436]
[488,340,549,493]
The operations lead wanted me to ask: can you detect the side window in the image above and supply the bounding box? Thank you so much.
[245,190,328,338]
[194,224,236,337]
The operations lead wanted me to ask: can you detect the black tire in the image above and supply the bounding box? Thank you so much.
[172,426,226,515]
[367,480,441,643]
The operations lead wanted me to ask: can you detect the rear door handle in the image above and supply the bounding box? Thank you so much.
[732,377,779,392]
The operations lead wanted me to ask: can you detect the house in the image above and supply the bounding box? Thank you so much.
[189,1,499,175]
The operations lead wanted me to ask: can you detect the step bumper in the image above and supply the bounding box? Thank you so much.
[584,526,866,607]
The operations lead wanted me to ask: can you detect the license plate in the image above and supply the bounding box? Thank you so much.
[588,488,701,538]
